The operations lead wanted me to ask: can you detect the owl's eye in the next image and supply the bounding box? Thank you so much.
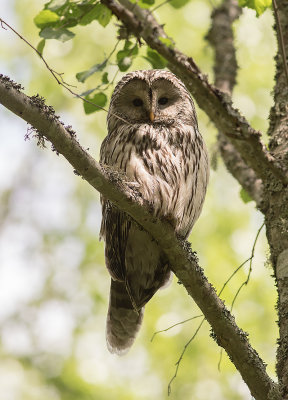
[158,97,168,105]
[132,98,143,107]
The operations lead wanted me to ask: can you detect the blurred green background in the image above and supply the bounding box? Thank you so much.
[0,1,277,399]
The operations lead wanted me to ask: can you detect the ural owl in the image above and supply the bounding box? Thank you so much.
[100,69,209,354]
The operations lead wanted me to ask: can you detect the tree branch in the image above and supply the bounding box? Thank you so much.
[101,0,288,187]
[206,0,264,208]
[0,74,281,400]
[272,0,288,87]
[206,0,241,94]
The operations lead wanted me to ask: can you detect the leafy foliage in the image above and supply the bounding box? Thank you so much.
[36,38,46,55]
[101,72,109,84]
[130,0,155,8]
[240,188,253,204]
[34,0,112,42]
[158,37,174,48]
[34,9,60,28]
[238,0,272,16]
[79,3,112,27]
[169,0,190,9]
[76,61,108,83]
[143,48,167,69]
[116,41,138,72]
[40,26,75,42]
[32,1,182,114]
[83,92,107,114]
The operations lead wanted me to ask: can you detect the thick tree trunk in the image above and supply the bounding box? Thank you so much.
[267,1,288,396]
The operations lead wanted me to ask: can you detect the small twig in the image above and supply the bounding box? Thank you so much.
[218,222,265,306]
[218,257,251,297]
[272,0,288,87]
[151,0,171,13]
[0,18,131,124]
[230,222,265,311]
[217,222,265,370]
[168,317,206,395]
[150,314,203,342]
[218,348,223,371]
[0,18,74,88]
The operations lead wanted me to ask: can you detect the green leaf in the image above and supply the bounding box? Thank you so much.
[45,0,68,11]
[124,40,133,50]
[76,60,107,83]
[255,0,272,15]
[97,4,112,27]
[101,72,109,84]
[116,50,132,71]
[143,48,167,69]
[123,40,138,54]
[137,0,155,8]
[84,92,107,114]
[40,27,75,42]
[80,3,112,26]
[34,10,60,28]
[131,45,138,56]
[36,39,46,56]
[118,56,132,71]
[79,4,101,25]
[169,0,190,8]
[116,44,138,72]
[80,88,97,97]
[158,37,174,48]
[80,88,96,97]
[240,188,253,203]
[61,3,83,21]
[238,0,271,16]
[130,0,155,8]
[116,48,135,60]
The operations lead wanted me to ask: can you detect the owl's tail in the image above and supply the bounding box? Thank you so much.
[106,279,144,355]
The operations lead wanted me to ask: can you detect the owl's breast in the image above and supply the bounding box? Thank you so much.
[124,125,179,181]
[102,123,208,236]
[119,126,185,220]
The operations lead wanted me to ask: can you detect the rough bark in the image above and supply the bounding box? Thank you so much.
[266,0,288,396]
[206,0,241,94]
[208,0,288,396]
[206,0,264,209]
[0,74,281,400]
[206,0,265,209]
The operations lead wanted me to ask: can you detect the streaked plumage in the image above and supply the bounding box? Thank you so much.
[100,69,209,354]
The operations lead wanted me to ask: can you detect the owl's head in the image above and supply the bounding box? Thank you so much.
[107,70,197,129]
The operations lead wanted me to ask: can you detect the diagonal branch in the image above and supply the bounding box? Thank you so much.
[206,0,264,208]
[101,0,287,187]
[0,74,281,400]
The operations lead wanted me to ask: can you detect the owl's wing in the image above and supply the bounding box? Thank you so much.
[99,133,131,281]
[100,199,131,282]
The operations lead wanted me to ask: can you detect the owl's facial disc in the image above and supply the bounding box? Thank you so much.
[113,77,186,125]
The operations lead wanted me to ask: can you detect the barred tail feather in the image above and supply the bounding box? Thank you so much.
[106,279,144,355]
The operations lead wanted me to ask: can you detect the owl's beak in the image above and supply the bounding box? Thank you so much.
[149,110,155,122]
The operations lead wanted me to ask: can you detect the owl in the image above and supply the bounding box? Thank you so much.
[100,69,209,354]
